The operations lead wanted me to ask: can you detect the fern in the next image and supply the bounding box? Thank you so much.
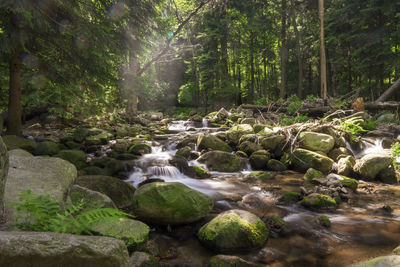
[10,190,133,235]
[336,117,367,140]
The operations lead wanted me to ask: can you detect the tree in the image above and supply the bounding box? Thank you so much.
[279,0,288,99]
[319,0,327,104]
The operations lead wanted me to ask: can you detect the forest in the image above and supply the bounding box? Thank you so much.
[0,1,400,267]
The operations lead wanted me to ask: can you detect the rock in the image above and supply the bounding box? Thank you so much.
[197,209,268,252]
[65,141,81,149]
[69,185,116,211]
[301,193,337,210]
[75,175,135,210]
[209,255,257,267]
[394,245,400,255]
[260,135,285,151]
[85,132,113,146]
[129,251,159,267]
[73,127,90,142]
[104,159,126,176]
[238,141,260,156]
[0,231,129,267]
[327,174,358,192]
[197,133,231,152]
[240,118,257,125]
[176,135,197,149]
[291,148,334,174]
[82,166,106,175]
[257,127,274,135]
[56,149,87,170]
[190,114,203,122]
[352,255,400,267]
[377,165,399,184]
[91,218,149,252]
[34,141,60,156]
[298,132,335,153]
[328,147,351,162]
[112,139,131,153]
[319,215,331,227]
[212,108,230,122]
[279,192,302,204]
[353,150,392,181]
[236,151,248,158]
[304,168,324,181]
[2,135,37,153]
[5,155,77,222]
[7,149,33,157]
[253,124,266,133]
[191,166,211,179]
[132,182,213,225]
[267,159,287,171]
[238,134,258,144]
[176,146,192,159]
[246,171,274,182]
[337,156,355,176]
[226,124,254,144]
[263,215,289,235]
[129,143,152,156]
[249,150,271,170]
[0,137,8,211]
[198,151,241,172]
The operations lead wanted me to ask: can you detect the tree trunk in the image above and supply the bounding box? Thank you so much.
[249,30,255,103]
[319,0,327,104]
[290,2,303,99]
[280,0,288,99]
[376,78,400,102]
[7,36,22,136]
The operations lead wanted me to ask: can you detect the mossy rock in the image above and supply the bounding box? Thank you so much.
[257,127,273,135]
[301,193,337,210]
[226,124,254,144]
[2,135,37,153]
[238,134,258,144]
[35,141,60,156]
[238,141,260,157]
[59,135,74,144]
[393,246,400,255]
[8,149,33,158]
[132,182,213,225]
[91,157,114,168]
[298,131,335,153]
[129,251,160,267]
[279,192,302,204]
[82,166,106,175]
[129,143,152,156]
[291,149,334,174]
[197,209,268,252]
[318,215,331,228]
[260,135,285,151]
[267,159,287,171]
[253,124,266,133]
[91,218,150,252]
[69,184,116,212]
[197,133,231,152]
[105,159,126,176]
[75,175,135,210]
[339,175,358,191]
[191,166,211,179]
[247,171,274,182]
[176,135,197,149]
[114,153,138,160]
[176,146,192,160]
[56,149,87,169]
[209,255,255,267]
[249,150,271,170]
[73,128,90,142]
[85,132,112,146]
[236,151,248,158]
[65,141,81,149]
[352,256,400,267]
[263,215,289,234]
[198,151,241,172]
[353,151,392,181]
[112,139,131,153]
[304,168,325,181]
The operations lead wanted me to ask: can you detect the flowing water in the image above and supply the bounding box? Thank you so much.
[127,120,400,267]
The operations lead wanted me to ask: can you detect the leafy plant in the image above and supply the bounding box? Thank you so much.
[280,114,310,126]
[391,142,400,172]
[306,95,318,101]
[336,117,367,140]
[10,190,133,235]
[287,95,303,115]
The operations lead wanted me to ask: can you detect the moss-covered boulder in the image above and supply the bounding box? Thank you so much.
[319,215,331,228]
[2,135,37,153]
[298,132,335,153]
[304,168,324,181]
[34,141,60,156]
[91,218,150,252]
[246,171,274,182]
[267,159,287,171]
[209,255,255,267]
[249,150,270,170]
[257,127,273,136]
[129,252,160,267]
[73,128,90,142]
[212,108,230,122]
[176,146,192,160]
[260,135,285,151]
[353,151,392,181]
[352,256,400,267]
[328,147,351,162]
[176,135,197,149]
[69,185,116,212]
[291,148,334,174]
[111,139,131,153]
[327,174,358,191]
[238,141,260,156]
[129,143,152,156]
[198,151,241,172]
[337,155,355,176]
[226,124,254,144]
[377,165,399,184]
[238,134,258,144]
[301,193,337,210]
[197,209,268,252]
[56,149,87,169]
[197,133,231,152]
[75,175,135,210]
[191,166,211,179]
[132,182,213,225]
[85,132,113,146]
[279,192,302,204]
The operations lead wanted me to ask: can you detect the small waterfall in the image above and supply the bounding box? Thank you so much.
[202,118,209,128]
[148,166,183,178]
[346,138,384,159]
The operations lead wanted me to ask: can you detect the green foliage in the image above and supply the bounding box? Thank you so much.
[109,110,126,124]
[306,95,318,101]
[11,190,133,235]
[281,115,311,126]
[360,118,377,131]
[391,142,400,171]
[336,117,367,140]
[287,95,303,115]
[174,107,192,119]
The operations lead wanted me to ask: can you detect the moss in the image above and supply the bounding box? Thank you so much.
[129,143,152,155]
[249,150,270,170]
[198,151,241,172]
[267,159,287,171]
[319,215,331,228]
[3,135,37,153]
[247,171,274,182]
[292,149,334,174]
[82,166,106,175]
[339,176,358,191]
[65,141,80,149]
[235,151,248,158]
[279,192,302,204]
[73,128,90,142]
[301,194,337,210]
[34,141,60,156]
[304,168,324,181]
[192,166,211,179]
[264,215,289,233]
[197,134,231,152]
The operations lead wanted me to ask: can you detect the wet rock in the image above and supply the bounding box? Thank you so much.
[176,136,197,149]
[73,127,90,142]
[190,114,203,122]
[301,193,337,210]
[129,251,159,267]
[129,143,152,156]
[304,168,324,181]
[291,149,334,174]
[298,131,335,153]
[0,137,8,211]
[260,135,286,151]
[176,146,192,160]
[56,149,87,170]
[190,166,211,179]
[104,158,127,176]
[91,218,150,252]
[318,215,331,228]
[132,182,213,225]
[226,124,254,144]
[267,159,287,171]
[197,133,231,152]
[328,147,351,162]
[352,255,400,267]
[75,175,135,210]
[353,150,392,181]
[209,255,258,267]
[238,141,261,156]
[337,155,355,176]
[249,150,271,170]
[169,155,190,173]
[34,141,60,156]
[69,184,116,212]
[246,171,275,182]
[2,135,37,153]
[377,165,399,184]
[198,151,241,172]
[0,231,129,267]
[198,209,268,252]
[262,215,289,236]
[279,192,302,204]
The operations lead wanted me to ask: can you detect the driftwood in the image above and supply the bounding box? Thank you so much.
[376,78,400,102]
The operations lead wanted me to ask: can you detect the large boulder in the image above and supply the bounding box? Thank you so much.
[0,231,129,267]
[2,135,37,153]
[353,150,392,181]
[260,135,285,151]
[238,141,260,156]
[197,133,231,152]
[69,185,116,212]
[4,154,77,222]
[212,108,230,122]
[56,150,87,170]
[75,175,135,210]
[352,255,400,267]
[226,124,254,144]
[337,155,355,176]
[198,151,241,172]
[291,148,334,174]
[0,137,8,211]
[249,150,271,170]
[132,182,213,225]
[197,209,268,252]
[91,218,150,252]
[297,132,335,153]
[34,141,60,156]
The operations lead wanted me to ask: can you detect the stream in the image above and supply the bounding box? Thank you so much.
[126,120,400,267]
